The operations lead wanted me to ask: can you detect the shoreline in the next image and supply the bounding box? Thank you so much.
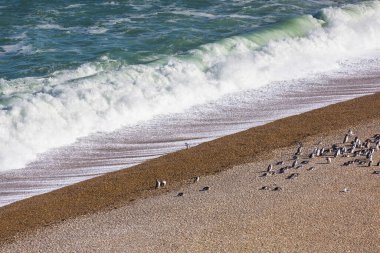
[1,92,380,245]
[2,68,380,208]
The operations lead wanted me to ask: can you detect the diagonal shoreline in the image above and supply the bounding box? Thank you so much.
[1,92,380,245]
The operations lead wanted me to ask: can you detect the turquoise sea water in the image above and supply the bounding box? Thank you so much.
[0,0,365,79]
[1,0,380,172]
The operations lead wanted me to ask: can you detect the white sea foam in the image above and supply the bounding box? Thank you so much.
[35,23,109,35]
[105,17,133,26]
[1,1,380,171]
[64,4,86,9]
[228,14,258,20]
[100,2,120,6]
[0,43,32,56]
[171,10,217,19]
[0,32,33,56]
[87,26,108,34]
[36,23,66,30]
[10,32,28,40]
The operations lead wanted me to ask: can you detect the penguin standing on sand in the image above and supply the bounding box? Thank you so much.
[156,180,161,189]
[343,134,349,144]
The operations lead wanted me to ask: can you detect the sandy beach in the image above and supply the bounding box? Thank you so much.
[0,93,380,252]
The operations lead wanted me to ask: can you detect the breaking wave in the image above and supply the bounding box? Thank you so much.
[1,1,380,171]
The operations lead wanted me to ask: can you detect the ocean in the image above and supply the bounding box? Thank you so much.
[1,0,380,206]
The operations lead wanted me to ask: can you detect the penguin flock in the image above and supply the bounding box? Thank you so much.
[155,130,379,197]
[260,129,380,192]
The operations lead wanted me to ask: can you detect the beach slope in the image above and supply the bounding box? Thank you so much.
[0,93,380,251]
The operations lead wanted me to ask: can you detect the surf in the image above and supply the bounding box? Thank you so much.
[1,1,380,172]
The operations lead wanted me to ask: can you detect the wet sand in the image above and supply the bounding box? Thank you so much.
[0,92,380,251]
